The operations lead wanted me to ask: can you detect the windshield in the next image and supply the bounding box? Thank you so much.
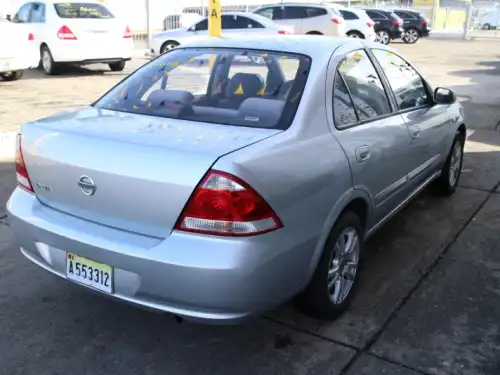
[54,3,114,19]
[95,48,312,130]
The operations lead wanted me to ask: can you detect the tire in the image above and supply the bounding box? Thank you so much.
[347,31,364,39]
[483,23,491,30]
[433,132,465,196]
[0,71,23,81]
[403,28,420,44]
[306,31,323,35]
[160,40,179,54]
[376,30,391,45]
[295,211,364,320]
[109,61,126,72]
[40,45,59,75]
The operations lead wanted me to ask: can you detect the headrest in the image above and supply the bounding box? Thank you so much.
[227,73,264,98]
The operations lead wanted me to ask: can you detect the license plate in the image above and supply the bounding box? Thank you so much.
[66,253,113,293]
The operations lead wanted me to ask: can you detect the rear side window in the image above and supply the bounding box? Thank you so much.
[284,6,307,20]
[95,48,312,130]
[333,74,358,128]
[371,49,430,110]
[395,11,416,19]
[222,15,263,29]
[54,3,114,19]
[31,3,46,23]
[366,10,387,20]
[305,7,327,18]
[337,50,391,122]
[340,10,359,20]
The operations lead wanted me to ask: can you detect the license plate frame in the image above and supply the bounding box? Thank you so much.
[66,253,113,294]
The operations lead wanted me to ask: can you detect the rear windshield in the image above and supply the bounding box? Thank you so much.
[54,3,114,19]
[95,48,312,130]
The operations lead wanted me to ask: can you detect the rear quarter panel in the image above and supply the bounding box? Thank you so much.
[213,54,368,291]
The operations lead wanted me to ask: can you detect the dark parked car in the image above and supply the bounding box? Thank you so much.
[364,9,404,45]
[392,9,431,44]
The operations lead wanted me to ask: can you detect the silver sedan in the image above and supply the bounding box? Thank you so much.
[7,35,465,324]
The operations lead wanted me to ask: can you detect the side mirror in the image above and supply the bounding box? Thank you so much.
[434,87,456,105]
[6,14,11,21]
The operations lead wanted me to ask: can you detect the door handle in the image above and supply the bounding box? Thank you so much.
[355,146,370,162]
[410,125,420,139]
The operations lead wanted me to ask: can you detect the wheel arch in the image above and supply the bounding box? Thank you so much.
[306,31,323,35]
[305,189,372,283]
[160,39,180,53]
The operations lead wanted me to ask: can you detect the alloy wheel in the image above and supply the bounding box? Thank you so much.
[448,140,463,187]
[327,227,360,305]
[42,50,52,73]
[376,31,390,44]
[405,29,419,43]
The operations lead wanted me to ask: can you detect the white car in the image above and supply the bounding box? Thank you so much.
[152,12,292,55]
[10,0,133,75]
[252,3,346,37]
[0,16,39,81]
[336,7,376,41]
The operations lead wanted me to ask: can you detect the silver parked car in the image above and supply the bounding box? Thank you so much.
[7,36,465,324]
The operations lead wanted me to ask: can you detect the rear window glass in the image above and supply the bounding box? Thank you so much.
[54,3,114,19]
[95,48,312,130]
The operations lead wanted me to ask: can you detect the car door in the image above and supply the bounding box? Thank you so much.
[394,10,418,30]
[282,6,307,33]
[326,47,413,226]
[370,48,451,188]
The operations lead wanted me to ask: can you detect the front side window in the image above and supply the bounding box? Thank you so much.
[194,19,208,31]
[371,49,429,110]
[54,3,114,19]
[95,48,312,130]
[337,50,391,121]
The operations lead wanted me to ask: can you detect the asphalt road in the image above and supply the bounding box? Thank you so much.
[1,39,500,375]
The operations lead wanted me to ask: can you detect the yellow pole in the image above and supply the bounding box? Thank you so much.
[208,0,221,37]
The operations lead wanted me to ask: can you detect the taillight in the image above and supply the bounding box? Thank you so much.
[367,21,375,27]
[28,33,35,41]
[175,170,283,237]
[421,19,429,25]
[124,25,132,38]
[392,19,403,25]
[278,30,289,35]
[332,17,344,24]
[57,25,77,40]
[15,134,33,193]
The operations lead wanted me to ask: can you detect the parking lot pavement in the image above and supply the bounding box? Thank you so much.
[1,129,499,375]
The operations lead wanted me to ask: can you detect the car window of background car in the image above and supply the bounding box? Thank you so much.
[13,3,32,23]
[54,3,114,19]
[284,6,308,20]
[395,11,416,19]
[333,73,359,128]
[30,3,45,23]
[194,18,208,31]
[305,7,327,18]
[221,15,263,29]
[366,10,387,20]
[337,50,391,121]
[340,10,358,20]
[255,7,273,20]
[370,49,429,110]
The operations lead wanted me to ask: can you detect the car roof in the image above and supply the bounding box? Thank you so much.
[391,9,424,16]
[363,8,394,14]
[179,34,386,62]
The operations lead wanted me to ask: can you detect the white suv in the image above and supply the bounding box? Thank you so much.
[252,3,346,36]
[336,7,376,41]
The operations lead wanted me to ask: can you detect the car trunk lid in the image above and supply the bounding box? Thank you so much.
[21,107,281,238]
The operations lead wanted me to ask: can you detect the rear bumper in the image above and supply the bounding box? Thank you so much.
[49,39,134,64]
[0,48,39,73]
[390,28,405,39]
[7,188,310,324]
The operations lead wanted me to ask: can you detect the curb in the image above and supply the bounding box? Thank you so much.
[0,132,17,161]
